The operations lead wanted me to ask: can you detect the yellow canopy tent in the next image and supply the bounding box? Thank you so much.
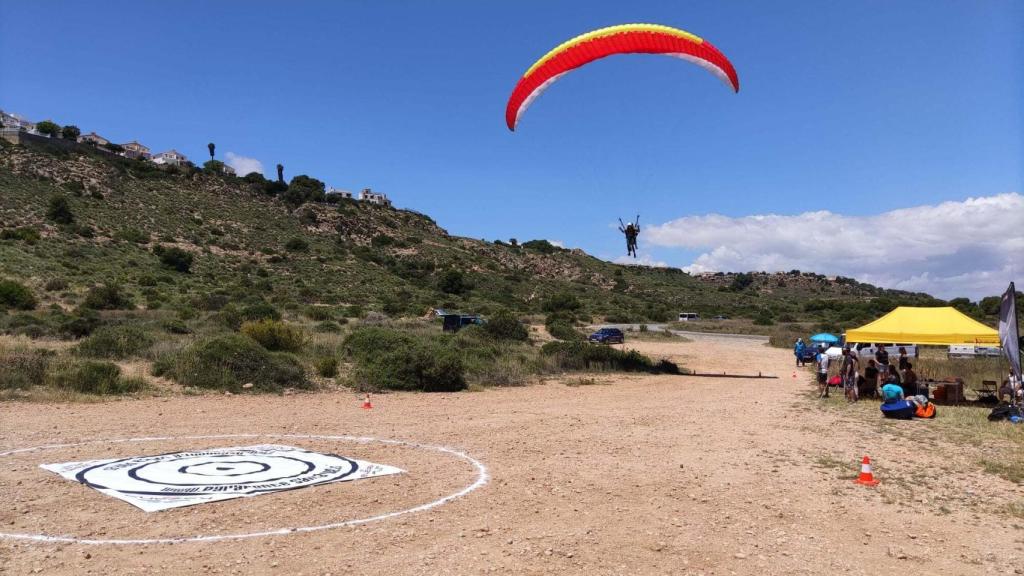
[845,307,1000,346]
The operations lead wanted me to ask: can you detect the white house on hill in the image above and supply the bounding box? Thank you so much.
[326,187,354,199]
[151,149,189,166]
[78,132,111,147]
[120,141,151,160]
[0,110,37,133]
[359,188,391,206]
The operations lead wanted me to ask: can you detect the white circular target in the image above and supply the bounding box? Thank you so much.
[0,434,489,545]
[75,447,359,497]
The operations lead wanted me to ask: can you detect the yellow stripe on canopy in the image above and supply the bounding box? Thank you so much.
[845,307,1000,346]
[523,23,704,79]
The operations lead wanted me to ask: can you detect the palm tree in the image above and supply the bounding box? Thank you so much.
[276,164,284,183]
[207,142,215,160]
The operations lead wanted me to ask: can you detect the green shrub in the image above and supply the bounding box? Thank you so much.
[161,334,307,392]
[77,325,154,359]
[162,318,191,334]
[437,270,469,295]
[82,283,132,310]
[60,311,102,338]
[343,327,466,392]
[284,237,309,251]
[240,320,306,352]
[153,245,193,273]
[540,341,680,374]
[304,306,334,321]
[0,347,53,389]
[46,194,75,225]
[242,302,281,322]
[522,239,560,254]
[0,280,38,310]
[542,292,582,314]
[44,278,68,292]
[46,359,143,395]
[116,227,150,244]
[0,227,41,244]
[315,321,342,333]
[315,356,339,378]
[482,309,529,341]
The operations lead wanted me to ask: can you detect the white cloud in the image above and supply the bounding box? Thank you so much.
[645,193,1024,299]
[224,152,263,177]
[613,253,668,268]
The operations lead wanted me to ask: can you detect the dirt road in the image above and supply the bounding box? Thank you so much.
[2,334,1022,575]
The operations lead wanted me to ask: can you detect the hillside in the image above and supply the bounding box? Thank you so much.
[0,139,942,330]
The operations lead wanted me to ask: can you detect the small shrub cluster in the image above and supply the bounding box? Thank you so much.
[0,227,41,244]
[46,359,144,395]
[240,320,306,352]
[77,325,155,359]
[482,309,529,342]
[540,341,680,374]
[155,334,307,393]
[0,280,38,310]
[343,327,465,392]
[0,347,52,390]
[82,283,132,310]
[153,245,194,273]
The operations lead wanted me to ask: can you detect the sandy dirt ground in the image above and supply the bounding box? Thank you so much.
[2,334,1023,575]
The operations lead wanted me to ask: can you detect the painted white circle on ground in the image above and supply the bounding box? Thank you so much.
[0,434,489,545]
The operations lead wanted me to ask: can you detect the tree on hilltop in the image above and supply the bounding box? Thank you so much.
[283,175,325,207]
[61,125,81,140]
[36,120,61,137]
[207,142,215,160]
[276,163,284,183]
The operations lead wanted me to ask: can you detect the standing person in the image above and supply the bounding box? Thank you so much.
[897,346,910,371]
[841,347,859,403]
[794,338,806,367]
[862,359,880,399]
[875,344,890,381]
[816,348,830,397]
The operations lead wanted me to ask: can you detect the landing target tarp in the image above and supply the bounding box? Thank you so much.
[41,444,403,512]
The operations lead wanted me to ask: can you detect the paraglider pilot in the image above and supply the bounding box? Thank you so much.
[619,216,640,258]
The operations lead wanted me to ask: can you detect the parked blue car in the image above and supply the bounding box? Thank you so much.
[588,327,625,344]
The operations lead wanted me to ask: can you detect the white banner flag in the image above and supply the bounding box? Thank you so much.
[999,282,1021,382]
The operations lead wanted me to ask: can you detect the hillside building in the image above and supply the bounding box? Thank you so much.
[120,141,151,160]
[0,110,37,133]
[151,149,189,166]
[326,187,354,199]
[78,132,111,147]
[359,188,391,206]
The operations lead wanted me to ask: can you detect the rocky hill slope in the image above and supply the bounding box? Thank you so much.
[0,139,941,328]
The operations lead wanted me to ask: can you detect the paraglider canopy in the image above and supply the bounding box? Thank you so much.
[505,23,740,131]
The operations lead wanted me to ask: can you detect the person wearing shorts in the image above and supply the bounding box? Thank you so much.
[841,348,859,403]
[816,351,830,397]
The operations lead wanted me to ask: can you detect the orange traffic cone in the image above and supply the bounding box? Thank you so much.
[361,393,373,410]
[854,456,879,486]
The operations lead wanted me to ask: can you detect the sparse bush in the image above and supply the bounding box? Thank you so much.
[437,270,469,295]
[240,320,306,352]
[162,318,191,334]
[153,245,193,273]
[77,324,154,359]
[482,309,529,341]
[44,278,68,292]
[46,359,143,395]
[160,334,307,392]
[315,356,339,378]
[304,306,334,321]
[0,280,38,310]
[1,227,41,244]
[284,237,309,251]
[543,292,582,314]
[540,341,680,374]
[116,227,150,244]
[46,194,74,225]
[546,319,584,341]
[315,321,342,333]
[59,310,102,338]
[0,347,52,389]
[82,283,132,310]
[522,239,559,254]
[343,327,466,392]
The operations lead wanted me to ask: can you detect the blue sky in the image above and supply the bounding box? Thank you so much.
[1,1,1021,298]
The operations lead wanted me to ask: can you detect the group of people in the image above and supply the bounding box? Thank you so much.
[802,341,919,404]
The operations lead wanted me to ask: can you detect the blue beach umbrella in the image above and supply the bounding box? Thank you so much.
[809,333,839,344]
